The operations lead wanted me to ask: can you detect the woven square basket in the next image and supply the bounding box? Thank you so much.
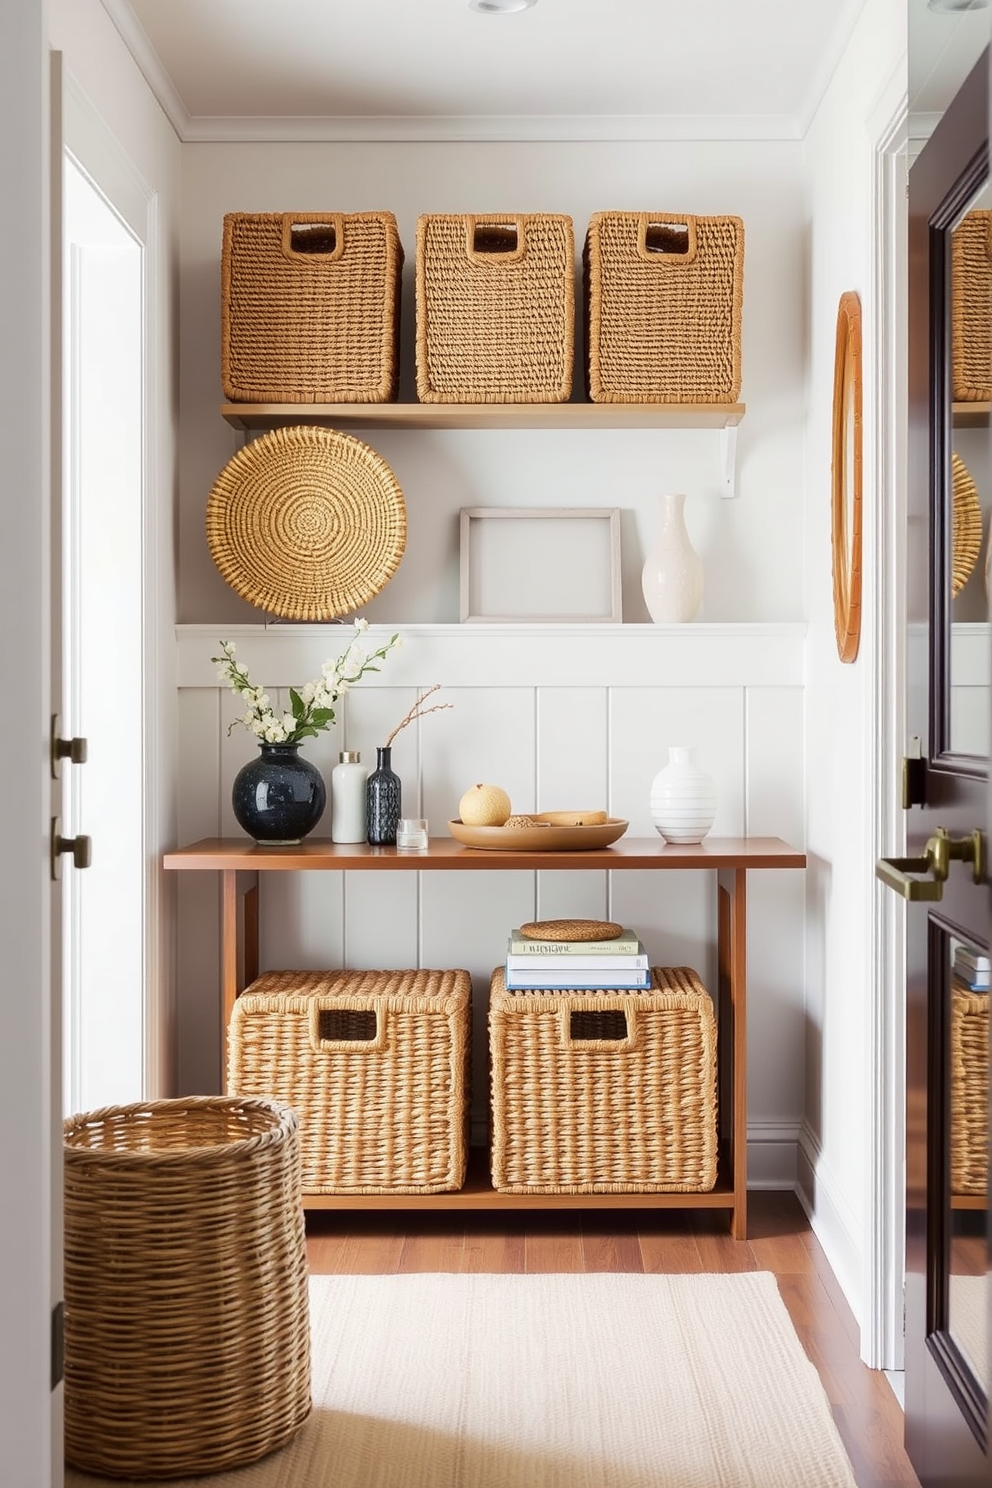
[951,981,989,1196]
[415,213,575,403]
[221,211,404,403]
[489,964,718,1193]
[951,209,992,403]
[584,211,744,403]
[228,968,471,1193]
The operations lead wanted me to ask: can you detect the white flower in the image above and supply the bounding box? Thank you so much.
[263,722,284,743]
[250,718,266,736]
[300,681,316,705]
[354,616,369,633]
[281,713,296,733]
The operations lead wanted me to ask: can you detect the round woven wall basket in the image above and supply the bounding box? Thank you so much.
[952,451,982,598]
[206,425,407,620]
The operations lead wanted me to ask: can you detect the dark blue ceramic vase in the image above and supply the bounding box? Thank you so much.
[232,742,326,845]
[366,745,401,845]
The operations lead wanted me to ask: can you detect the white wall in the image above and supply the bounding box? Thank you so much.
[48,0,182,1095]
[800,0,904,1337]
[180,139,807,626]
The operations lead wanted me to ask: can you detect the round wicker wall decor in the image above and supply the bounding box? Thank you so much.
[952,451,982,598]
[206,425,407,620]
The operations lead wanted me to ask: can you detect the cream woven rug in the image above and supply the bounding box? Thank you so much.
[66,1271,858,1488]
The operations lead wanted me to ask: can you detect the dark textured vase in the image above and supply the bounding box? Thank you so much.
[232,742,326,845]
[366,745,401,846]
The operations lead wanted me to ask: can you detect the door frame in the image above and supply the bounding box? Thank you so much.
[869,69,910,1373]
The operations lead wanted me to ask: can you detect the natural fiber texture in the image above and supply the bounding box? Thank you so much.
[228,969,471,1193]
[63,1096,311,1480]
[66,1270,860,1488]
[952,451,982,597]
[489,964,718,1193]
[950,981,988,1195]
[518,918,623,941]
[221,211,403,403]
[415,213,574,403]
[951,208,992,402]
[584,211,744,403]
[205,424,406,620]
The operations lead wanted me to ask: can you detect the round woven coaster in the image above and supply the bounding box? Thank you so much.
[206,425,407,620]
[952,451,982,598]
[518,918,623,942]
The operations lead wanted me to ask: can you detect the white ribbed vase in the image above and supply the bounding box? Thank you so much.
[650,746,717,844]
[641,493,703,623]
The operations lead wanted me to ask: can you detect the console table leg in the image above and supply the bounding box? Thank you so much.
[718,867,748,1240]
[219,869,259,1090]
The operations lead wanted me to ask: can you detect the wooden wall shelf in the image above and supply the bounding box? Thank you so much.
[220,401,746,432]
[164,834,804,1237]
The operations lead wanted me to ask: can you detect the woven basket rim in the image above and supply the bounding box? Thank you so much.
[206,425,406,620]
[63,1094,297,1164]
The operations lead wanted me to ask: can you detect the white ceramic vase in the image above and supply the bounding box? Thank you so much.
[641,493,703,623]
[650,746,717,844]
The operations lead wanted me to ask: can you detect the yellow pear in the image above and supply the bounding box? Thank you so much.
[459,783,512,827]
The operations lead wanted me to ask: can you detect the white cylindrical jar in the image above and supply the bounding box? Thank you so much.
[649,746,717,844]
[330,750,368,843]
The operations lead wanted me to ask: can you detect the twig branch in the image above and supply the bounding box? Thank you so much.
[385,684,454,747]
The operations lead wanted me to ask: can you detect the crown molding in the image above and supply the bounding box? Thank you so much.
[794,0,871,138]
[99,0,190,140]
[181,112,802,144]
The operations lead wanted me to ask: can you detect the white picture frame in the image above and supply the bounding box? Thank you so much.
[459,507,622,623]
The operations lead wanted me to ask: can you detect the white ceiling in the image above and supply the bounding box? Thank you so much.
[99,0,989,144]
[100,0,868,142]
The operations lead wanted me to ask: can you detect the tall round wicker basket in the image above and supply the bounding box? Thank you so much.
[63,1096,311,1479]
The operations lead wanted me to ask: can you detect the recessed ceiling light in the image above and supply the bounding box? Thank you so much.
[469,0,537,13]
[926,0,989,12]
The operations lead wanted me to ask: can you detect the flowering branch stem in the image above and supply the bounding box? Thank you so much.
[385,684,453,747]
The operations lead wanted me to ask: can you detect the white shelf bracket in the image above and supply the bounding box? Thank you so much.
[720,424,739,499]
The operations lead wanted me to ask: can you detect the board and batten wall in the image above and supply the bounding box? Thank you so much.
[177,621,806,1173]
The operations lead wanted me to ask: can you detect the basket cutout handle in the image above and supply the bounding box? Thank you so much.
[309,1000,387,1053]
[282,214,345,262]
[560,1005,638,1051]
[637,214,697,266]
[466,216,527,265]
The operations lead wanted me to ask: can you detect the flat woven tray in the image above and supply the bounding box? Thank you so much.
[952,451,982,597]
[518,919,623,941]
[206,425,406,620]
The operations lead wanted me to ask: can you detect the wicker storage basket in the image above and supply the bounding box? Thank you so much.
[415,213,574,403]
[584,212,744,403]
[489,964,718,1193]
[228,968,471,1193]
[951,982,989,1196]
[221,211,403,403]
[951,209,992,403]
[63,1096,311,1479]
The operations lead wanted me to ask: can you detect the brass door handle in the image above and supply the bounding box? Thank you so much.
[51,818,92,881]
[876,826,984,901]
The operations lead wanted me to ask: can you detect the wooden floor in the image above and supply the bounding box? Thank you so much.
[306,1189,921,1488]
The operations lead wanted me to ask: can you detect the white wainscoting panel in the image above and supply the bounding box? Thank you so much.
[175,622,806,1176]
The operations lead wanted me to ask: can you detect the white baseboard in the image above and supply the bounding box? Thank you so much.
[796,1122,864,1340]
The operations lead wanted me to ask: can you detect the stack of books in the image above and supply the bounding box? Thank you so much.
[953,944,990,991]
[504,926,651,991]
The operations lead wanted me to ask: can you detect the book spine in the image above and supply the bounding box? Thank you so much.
[504,975,652,990]
[507,937,642,956]
[506,955,649,971]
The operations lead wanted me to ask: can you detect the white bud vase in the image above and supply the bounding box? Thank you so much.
[650,746,717,844]
[641,493,703,623]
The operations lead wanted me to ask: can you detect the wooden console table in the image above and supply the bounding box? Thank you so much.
[163,835,805,1238]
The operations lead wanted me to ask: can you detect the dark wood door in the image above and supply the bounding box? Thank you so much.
[897,45,990,1486]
